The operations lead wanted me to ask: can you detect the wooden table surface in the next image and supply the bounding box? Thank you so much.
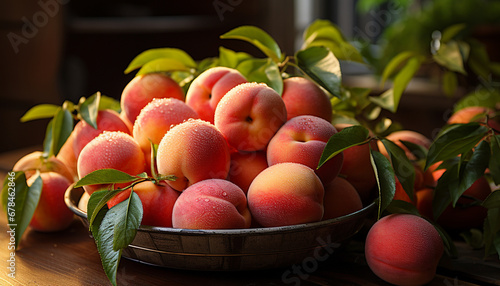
[1,147,499,286]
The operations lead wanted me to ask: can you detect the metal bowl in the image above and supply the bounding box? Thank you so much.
[65,184,376,271]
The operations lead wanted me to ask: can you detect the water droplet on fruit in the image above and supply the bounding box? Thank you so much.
[222,192,227,196]
[204,198,210,202]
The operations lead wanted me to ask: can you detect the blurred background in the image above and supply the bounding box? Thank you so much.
[1,0,499,152]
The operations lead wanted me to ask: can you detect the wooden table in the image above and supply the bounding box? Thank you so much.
[0,147,499,286]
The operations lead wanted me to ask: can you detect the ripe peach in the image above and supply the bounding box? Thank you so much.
[378,130,432,161]
[185,67,247,123]
[77,131,147,195]
[322,177,362,220]
[172,179,251,229]
[281,76,332,122]
[266,115,343,185]
[335,123,377,202]
[448,106,500,131]
[27,172,74,232]
[72,109,131,158]
[156,119,230,191]
[13,151,76,183]
[365,214,444,286]
[247,163,324,227]
[107,181,180,227]
[214,82,287,151]
[120,73,185,124]
[133,97,199,163]
[56,131,78,181]
[227,150,268,194]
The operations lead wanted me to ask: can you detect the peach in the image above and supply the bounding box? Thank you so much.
[378,130,432,161]
[172,179,251,229]
[72,109,131,159]
[13,151,76,183]
[185,67,247,123]
[120,73,185,124]
[448,106,500,131]
[27,172,74,232]
[77,131,147,195]
[107,181,180,227]
[365,214,444,286]
[56,131,78,181]
[133,97,199,163]
[227,150,268,194]
[266,115,343,185]
[322,177,362,220]
[335,123,377,202]
[214,82,287,151]
[156,119,230,191]
[247,162,324,227]
[281,76,332,122]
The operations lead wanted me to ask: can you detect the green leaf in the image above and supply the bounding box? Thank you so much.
[433,41,468,74]
[218,46,253,69]
[318,125,370,168]
[98,95,121,113]
[1,171,42,249]
[20,104,60,122]
[380,51,414,86]
[95,206,123,286]
[483,190,500,209]
[433,222,458,258]
[489,135,500,185]
[370,150,396,219]
[237,58,283,95]
[43,108,73,158]
[79,92,101,129]
[425,123,489,170]
[296,46,342,98]
[381,138,415,199]
[220,25,282,63]
[75,169,144,188]
[483,208,500,258]
[391,57,421,112]
[386,199,420,216]
[441,23,467,42]
[399,140,428,161]
[136,58,192,76]
[124,48,196,74]
[442,70,458,96]
[87,189,121,232]
[432,163,459,220]
[460,228,485,249]
[112,191,143,251]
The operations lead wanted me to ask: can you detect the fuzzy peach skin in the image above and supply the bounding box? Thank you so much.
[172,179,251,229]
[281,77,332,122]
[227,150,268,194]
[378,130,431,161]
[27,172,74,232]
[72,109,131,158]
[133,97,199,164]
[214,82,287,151]
[13,151,76,183]
[322,177,362,220]
[121,73,185,124]
[365,214,444,286]
[156,119,231,191]
[247,162,324,227]
[56,131,78,181]
[77,131,146,195]
[107,181,180,227]
[185,67,247,123]
[266,115,343,185]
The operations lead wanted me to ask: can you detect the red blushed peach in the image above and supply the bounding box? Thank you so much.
[247,163,324,227]
[156,119,230,191]
[133,97,199,164]
[108,181,180,227]
[335,123,377,202]
[27,172,74,232]
[322,177,362,220]
[227,150,268,194]
[72,109,131,158]
[121,73,185,124]
[378,130,432,161]
[267,115,343,185]
[13,151,76,183]
[185,67,247,124]
[214,82,287,151]
[172,179,251,229]
[448,106,500,131]
[365,214,444,286]
[77,131,147,195]
[281,77,332,122]
[56,131,78,182]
